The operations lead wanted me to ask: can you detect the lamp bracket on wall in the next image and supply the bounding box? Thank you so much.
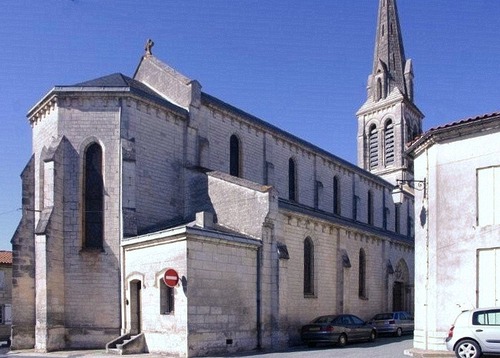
[396,178,426,191]
[392,178,426,204]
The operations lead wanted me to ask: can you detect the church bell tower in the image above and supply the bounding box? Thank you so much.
[356,0,424,185]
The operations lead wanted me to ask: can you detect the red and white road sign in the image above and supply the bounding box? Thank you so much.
[163,268,179,288]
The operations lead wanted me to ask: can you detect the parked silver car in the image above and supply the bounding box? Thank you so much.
[301,314,376,348]
[368,311,414,336]
[445,307,500,358]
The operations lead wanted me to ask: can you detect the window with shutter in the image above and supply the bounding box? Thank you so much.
[369,125,378,169]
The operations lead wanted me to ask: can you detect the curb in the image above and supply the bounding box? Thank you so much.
[404,348,455,358]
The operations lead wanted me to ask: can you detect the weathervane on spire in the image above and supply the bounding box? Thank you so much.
[145,39,154,56]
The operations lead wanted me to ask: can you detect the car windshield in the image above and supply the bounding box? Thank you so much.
[373,313,393,320]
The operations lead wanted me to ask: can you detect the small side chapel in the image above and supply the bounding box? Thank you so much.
[11,0,418,356]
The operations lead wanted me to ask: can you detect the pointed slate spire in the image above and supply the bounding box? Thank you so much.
[357,0,423,182]
[370,0,410,100]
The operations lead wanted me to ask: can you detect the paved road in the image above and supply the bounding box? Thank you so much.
[208,335,414,358]
[0,336,415,358]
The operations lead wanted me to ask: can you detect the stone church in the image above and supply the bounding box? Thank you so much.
[11,0,420,356]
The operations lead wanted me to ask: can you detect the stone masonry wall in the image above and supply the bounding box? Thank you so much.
[206,172,275,239]
[11,156,36,349]
[26,96,123,349]
[276,209,414,345]
[187,237,260,357]
[121,98,187,232]
[57,98,122,348]
[194,102,412,239]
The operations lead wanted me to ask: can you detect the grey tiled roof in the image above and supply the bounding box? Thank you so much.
[74,73,151,92]
[68,73,188,115]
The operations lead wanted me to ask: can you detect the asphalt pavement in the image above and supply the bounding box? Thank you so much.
[0,336,458,358]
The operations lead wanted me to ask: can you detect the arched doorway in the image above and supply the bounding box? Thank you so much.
[129,280,142,334]
[393,259,410,312]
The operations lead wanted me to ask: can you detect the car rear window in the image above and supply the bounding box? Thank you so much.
[473,310,500,326]
[314,316,335,324]
[373,313,393,320]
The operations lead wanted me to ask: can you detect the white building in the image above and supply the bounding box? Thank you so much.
[407,112,500,351]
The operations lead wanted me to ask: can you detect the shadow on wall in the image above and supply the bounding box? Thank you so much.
[419,206,427,227]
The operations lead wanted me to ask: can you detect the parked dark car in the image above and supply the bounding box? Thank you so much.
[369,311,414,337]
[301,314,377,348]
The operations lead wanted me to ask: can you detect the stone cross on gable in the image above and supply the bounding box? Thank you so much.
[145,39,154,56]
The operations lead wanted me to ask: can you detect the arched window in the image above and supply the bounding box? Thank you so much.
[333,176,341,215]
[229,135,240,177]
[376,78,382,101]
[369,124,378,170]
[160,278,175,314]
[407,216,414,238]
[83,143,104,249]
[288,158,297,201]
[304,237,314,296]
[359,249,367,298]
[367,190,374,225]
[383,207,390,230]
[384,120,395,165]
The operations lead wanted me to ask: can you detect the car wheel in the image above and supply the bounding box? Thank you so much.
[369,330,376,342]
[338,333,347,347]
[455,339,481,358]
[395,327,403,337]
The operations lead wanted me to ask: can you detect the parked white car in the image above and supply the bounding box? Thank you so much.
[445,307,500,358]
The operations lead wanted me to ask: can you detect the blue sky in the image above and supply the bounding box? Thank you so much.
[1,1,499,250]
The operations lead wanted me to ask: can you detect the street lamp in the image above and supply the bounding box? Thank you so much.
[392,178,426,205]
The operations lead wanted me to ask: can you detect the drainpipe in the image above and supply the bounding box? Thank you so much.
[118,98,125,335]
[256,245,262,349]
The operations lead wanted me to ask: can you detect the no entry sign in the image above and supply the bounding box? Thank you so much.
[163,268,179,288]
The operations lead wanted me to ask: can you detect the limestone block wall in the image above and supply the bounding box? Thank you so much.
[194,98,413,239]
[132,56,412,239]
[56,98,122,347]
[314,161,352,214]
[206,172,275,239]
[29,107,65,351]
[278,212,339,340]
[196,104,266,185]
[134,55,198,110]
[11,157,36,349]
[34,138,67,352]
[24,95,124,349]
[266,136,316,207]
[187,237,260,357]
[121,99,187,232]
[276,209,414,345]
